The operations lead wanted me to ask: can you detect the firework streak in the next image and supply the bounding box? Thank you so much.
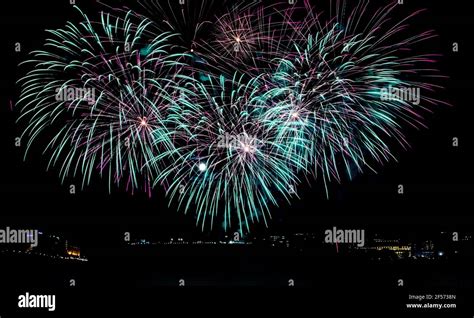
[15,0,446,233]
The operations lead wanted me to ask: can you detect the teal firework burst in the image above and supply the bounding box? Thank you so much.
[259,0,446,195]
[154,73,305,233]
[16,7,187,194]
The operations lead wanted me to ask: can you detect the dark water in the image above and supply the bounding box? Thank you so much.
[1,246,472,316]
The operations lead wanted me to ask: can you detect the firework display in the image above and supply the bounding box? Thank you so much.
[15,0,445,233]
